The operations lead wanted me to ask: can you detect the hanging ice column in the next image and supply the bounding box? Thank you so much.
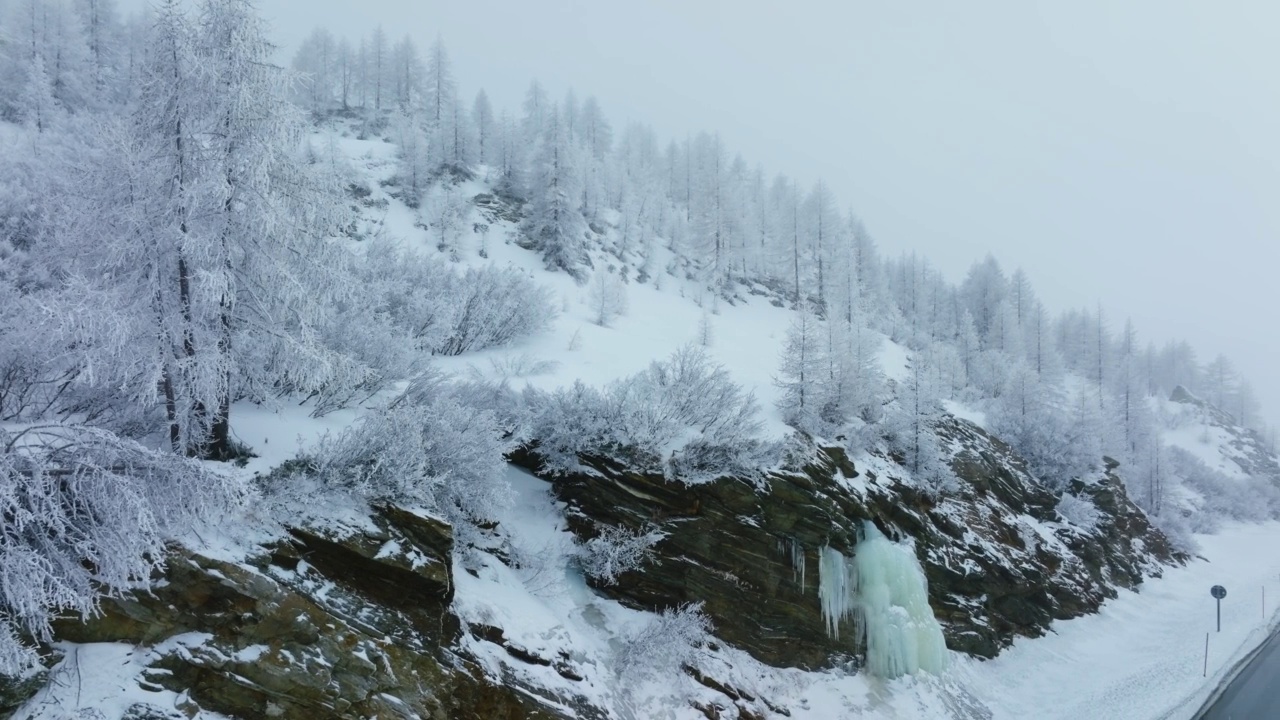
[818,522,949,679]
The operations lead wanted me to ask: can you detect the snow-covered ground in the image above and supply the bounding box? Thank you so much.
[963,520,1280,720]
[14,636,234,720]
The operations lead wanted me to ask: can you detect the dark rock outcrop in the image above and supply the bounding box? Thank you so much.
[512,415,1184,664]
[50,506,572,720]
[0,667,49,717]
[1169,385,1280,481]
[24,414,1186,717]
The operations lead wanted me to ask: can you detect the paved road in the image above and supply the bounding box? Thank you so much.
[1200,629,1280,719]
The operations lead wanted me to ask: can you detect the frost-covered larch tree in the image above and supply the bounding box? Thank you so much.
[776,303,828,433]
[425,36,459,170]
[889,348,954,492]
[41,0,350,458]
[471,88,494,166]
[522,106,590,280]
[588,269,629,327]
[16,52,59,134]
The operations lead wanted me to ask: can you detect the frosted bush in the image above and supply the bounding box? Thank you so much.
[527,346,768,483]
[306,300,421,417]
[577,523,663,585]
[614,603,712,681]
[1150,511,1200,555]
[241,283,421,418]
[364,240,460,353]
[487,353,559,381]
[365,241,557,358]
[1169,447,1280,524]
[0,425,246,676]
[438,266,558,355]
[1056,492,1101,530]
[316,374,512,525]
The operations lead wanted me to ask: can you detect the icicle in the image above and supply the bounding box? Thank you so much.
[815,524,949,679]
[817,545,851,639]
[849,522,949,679]
[789,538,806,590]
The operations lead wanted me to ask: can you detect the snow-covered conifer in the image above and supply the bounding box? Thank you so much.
[776,304,828,433]
[522,107,591,279]
[471,88,494,166]
[588,269,629,327]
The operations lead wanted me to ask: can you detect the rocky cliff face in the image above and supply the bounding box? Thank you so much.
[5,416,1183,719]
[512,415,1183,664]
[36,506,575,720]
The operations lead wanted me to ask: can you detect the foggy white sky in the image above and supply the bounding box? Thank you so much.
[128,0,1280,423]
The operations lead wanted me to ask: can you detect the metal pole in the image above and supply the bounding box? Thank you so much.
[1217,598,1221,632]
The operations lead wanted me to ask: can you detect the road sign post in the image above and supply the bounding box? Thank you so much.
[1212,585,1227,632]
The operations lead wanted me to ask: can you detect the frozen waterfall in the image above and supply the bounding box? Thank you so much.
[817,522,949,679]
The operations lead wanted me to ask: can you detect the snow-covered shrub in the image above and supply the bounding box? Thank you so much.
[365,241,557,357]
[437,266,557,355]
[234,262,422,418]
[365,240,460,352]
[577,523,663,585]
[614,603,712,686]
[524,380,610,471]
[451,377,528,439]
[1150,510,1200,555]
[485,353,559,381]
[304,299,421,417]
[526,346,767,482]
[1056,491,1101,530]
[316,373,512,525]
[0,425,247,675]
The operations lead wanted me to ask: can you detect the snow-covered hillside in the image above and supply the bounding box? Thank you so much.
[14,116,1280,720]
[3,2,1280,718]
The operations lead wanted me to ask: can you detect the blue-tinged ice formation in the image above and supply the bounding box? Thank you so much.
[818,543,851,639]
[818,522,949,679]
